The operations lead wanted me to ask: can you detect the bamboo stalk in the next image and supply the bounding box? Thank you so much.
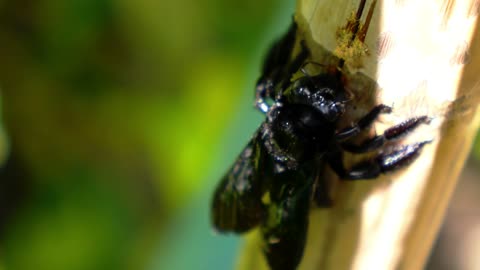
[237,0,480,269]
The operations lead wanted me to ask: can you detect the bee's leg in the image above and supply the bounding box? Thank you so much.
[328,141,431,180]
[335,104,392,141]
[255,46,310,114]
[312,170,334,207]
[313,151,343,206]
[281,40,310,88]
[290,41,310,71]
[255,43,310,114]
[341,116,431,153]
[255,21,309,114]
[255,78,275,113]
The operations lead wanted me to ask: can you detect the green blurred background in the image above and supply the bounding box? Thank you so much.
[0,1,479,270]
[0,0,295,270]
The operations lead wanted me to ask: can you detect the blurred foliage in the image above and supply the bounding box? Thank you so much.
[0,0,295,269]
[0,94,7,165]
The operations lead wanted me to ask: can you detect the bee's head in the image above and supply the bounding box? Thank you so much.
[311,88,345,122]
[285,74,346,122]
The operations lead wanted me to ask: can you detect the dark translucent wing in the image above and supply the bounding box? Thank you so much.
[212,131,266,233]
[261,171,312,270]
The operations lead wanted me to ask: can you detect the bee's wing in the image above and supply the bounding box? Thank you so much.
[261,172,312,270]
[212,131,267,233]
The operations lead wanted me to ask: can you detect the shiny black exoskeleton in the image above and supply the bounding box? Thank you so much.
[212,22,431,270]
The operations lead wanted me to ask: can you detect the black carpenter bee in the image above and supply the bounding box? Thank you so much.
[212,22,431,270]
